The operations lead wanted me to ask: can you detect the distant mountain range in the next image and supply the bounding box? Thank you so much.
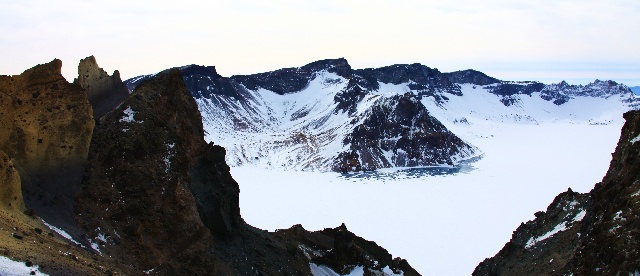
[631,86,640,95]
[1,56,638,275]
[125,59,639,172]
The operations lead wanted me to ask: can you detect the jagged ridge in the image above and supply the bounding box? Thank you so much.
[474,110,640,275]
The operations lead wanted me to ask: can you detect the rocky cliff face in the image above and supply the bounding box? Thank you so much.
[0,59,94,237]
[0,150,25,212]
[74,55,130,119]
[334,93,476,172]
[75,69,217,273]
[474,110,640,275]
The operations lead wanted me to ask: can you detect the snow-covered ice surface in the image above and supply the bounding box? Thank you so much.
[0,256,48,276]
[233,119,623,275]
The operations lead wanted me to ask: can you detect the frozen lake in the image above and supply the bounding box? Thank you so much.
[232,121,623,275]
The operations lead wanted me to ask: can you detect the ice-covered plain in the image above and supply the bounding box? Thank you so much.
[233,120,623,275]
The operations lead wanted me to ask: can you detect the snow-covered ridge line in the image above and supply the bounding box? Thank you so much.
[124,59,637,172]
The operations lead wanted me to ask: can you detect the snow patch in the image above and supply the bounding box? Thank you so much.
[309,263,402,276]
[42,220,84,247]
[574,209,587,222]
[0,256,48,276]
[119,106,141,123]
[526,208,586,249]
[164,143,175,173]
[525,221,569,249]
[631,134,640,144]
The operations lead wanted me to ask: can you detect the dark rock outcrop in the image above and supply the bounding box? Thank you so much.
[474,189,588,275]
[540,79,636,107]
[354,63,462,97]
[445,69,501,86]
[0,59,94,237]
[231,58,352,95]
[74,56,129,119]
[276,224,420,276]
[475,110,640,275]
[334,93,477,172]
[568,110,640,274]
[75,69,216,273]
[486,81,546,106]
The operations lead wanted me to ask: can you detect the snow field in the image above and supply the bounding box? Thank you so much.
[233,120,623,275]
[0,256,48,276]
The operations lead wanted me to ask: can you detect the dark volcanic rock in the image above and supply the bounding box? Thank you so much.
[445,69,501,86]
[74,56,129,119]
[181,65,242,99]
[568,110,640,274]
[75,69,215,273]
[187,143,242,238]
[0,59,94,237]
[354,63,462,97]
[276,224,420,276]
[334,93,477,172]
[231,58,352,95]
[540,79,636,107]
[334,78,368,114]
[486,81,546,106]
[475,110,640,275]
[124,64,244,100]
[474,189,588,275]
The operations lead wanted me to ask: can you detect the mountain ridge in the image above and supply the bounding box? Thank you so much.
[474,109,640,275]
[124,58,638,172]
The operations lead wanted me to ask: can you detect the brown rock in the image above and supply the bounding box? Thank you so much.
[74,55,130,119]
[0,149,25,212]
[0,59,94,234]
[76,69,215,273]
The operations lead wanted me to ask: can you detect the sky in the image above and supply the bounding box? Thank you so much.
[1,0,639,86]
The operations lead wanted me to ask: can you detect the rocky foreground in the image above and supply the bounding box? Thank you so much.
[474,110,640,275]
[0,58,418,275]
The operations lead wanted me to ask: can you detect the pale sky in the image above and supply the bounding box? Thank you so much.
[2,0,639,85]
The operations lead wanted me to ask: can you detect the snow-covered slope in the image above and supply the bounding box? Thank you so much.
[124,59,638,172]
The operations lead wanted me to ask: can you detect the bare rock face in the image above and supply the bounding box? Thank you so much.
[475,110,640,275]
[0,59,94,234]
[75,69,217,273]
[74,55,130,119]
[473,189,588,275]
[568,110,640,274]
[276,223,421,276]
[0,150,25,212]
[334,93,478,172]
